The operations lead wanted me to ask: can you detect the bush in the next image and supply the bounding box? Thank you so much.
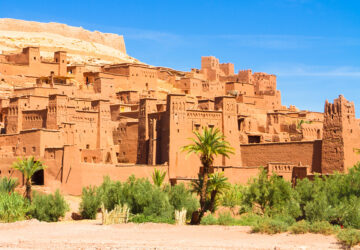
[29,190,69,222]
[0,177,18,194]
[122,176,174,220]
[289,220,309,234]
[243,168,301,219]
[295,164,360,228]
[337,229,360,248]
[129,213,174,224]
[217,211,237,226]
[251,217,288,234]
[200,214,217,225]
[166,184,199,220]
[219,184,244,210]
[97,177,124,211]
[79,186,101,219]
[236,213,262,226]
[142,187,173,219]
[0,192,27,222]
[309,221,334,235]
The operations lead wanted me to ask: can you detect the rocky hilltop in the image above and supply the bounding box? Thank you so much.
[0,18,138,65]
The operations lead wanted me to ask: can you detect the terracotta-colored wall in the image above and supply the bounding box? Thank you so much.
[241,140,322,173]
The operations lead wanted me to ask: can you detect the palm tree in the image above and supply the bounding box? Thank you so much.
[11,157,46,201]
[152,169,166,188]
[207,172,230,213]
[181,127,234,224]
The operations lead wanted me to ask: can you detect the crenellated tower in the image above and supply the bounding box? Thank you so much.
[321,95,360,173]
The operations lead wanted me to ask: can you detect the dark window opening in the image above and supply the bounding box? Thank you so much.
[32,169,44,185]
[248,135,261,143]
[238,118,244,131]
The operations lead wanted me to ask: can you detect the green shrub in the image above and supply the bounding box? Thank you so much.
[309,221,334,235]
[97,177,124,211]
[129,213,174,224]
[251,217,288,234]
[0,192,27,222]
[217,211,237,225]
[142,187,173,219]
[337,229,360,248]
[219,184,244,209]
[166,184,199,220]
[295,164,360,228]
[200,214,217,225]
[29,190,69,222]
[0,177,18,194]
[243,168,301,219]
[289,220,309,234]
[122,176,174,219]
[79,186,101,219]
[236,213,262,226]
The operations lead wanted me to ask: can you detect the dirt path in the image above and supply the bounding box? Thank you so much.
[0,220,343,249]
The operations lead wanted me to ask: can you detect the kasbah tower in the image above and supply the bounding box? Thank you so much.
[0,18,359,195]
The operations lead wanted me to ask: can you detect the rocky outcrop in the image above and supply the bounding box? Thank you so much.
[0,18,126,54]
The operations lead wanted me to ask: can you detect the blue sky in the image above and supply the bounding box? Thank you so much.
[1,0,360,114]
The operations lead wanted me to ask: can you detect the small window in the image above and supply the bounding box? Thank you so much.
[23,147,26,153]
[84,157,88,163]
[33,57,36,60]
[32,147,36,153]
[86,144,90,149]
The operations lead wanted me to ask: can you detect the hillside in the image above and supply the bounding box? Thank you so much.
[0,18,139,65]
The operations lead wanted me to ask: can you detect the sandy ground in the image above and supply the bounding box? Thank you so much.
[0,219,344,250]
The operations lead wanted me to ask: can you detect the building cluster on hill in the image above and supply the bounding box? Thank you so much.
[0,47,359,194]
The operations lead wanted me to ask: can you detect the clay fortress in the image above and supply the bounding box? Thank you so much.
[0,19,359,194]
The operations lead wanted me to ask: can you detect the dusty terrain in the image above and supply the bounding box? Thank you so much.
[0,220,343,249]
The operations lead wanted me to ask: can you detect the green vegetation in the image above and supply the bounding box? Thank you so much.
[0,192,27,222]
[28,190,69,222]
[309,221,335,235]
[11,157,46,201]
[251,217,289,234]
[200,213,218,225]
[219,184,244,211]
[4,154,360,247]
[0,177,19,194]
[289,220,309,234]
[79,186,100,219]
[79,175,199,223]
[152,169,166,188]
[181,127,234,224]
[337,229,360,248]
